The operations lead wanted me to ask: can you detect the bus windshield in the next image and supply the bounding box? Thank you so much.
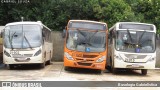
[66,29,106,52]
[115,30,155,53]
[4,24,42,49]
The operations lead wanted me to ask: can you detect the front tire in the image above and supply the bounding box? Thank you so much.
[64,66,70,71]
[98,70,104,74]
[7,64,15,70]
[46,59,51,65]
[110,57,117,74]
[46,51,52,65]
[40,62,45,68]
[112,68,117,74]
[141,69,147,75]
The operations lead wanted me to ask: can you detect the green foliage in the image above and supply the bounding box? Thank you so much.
[0,0,159,31]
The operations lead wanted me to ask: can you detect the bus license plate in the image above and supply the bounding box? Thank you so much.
[132,64,140,67]
[17,58,27,61]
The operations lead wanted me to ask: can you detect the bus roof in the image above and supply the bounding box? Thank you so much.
[116,22,155,26]
[109,22,156,32]
[5,21,52,31]
[5,21,42,26]
[69,20,107,25]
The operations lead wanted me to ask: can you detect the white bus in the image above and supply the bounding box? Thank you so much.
[108,22,156,75]
[2,21,53,69]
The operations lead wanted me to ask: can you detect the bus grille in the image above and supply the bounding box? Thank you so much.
[77,62,92,66]
[76,54,98,58]
[124,54,147,59]
[12,54,33,58]
[75,58,94,61]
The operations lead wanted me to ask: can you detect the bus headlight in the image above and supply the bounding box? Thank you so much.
[64,52,73,60]
[96,56,106,62]
[34,49,41,56]
[4,50,11,57]
[114,55,123,60]
[147,57,156,62]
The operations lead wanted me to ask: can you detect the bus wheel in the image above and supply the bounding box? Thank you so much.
[46,52,52,65]
[40,62,45,68]
[141,69,147,75]
[112,68,117,74]
[7,64,14,70]
[64,66,70,71]
[98,70,104,74]
[46,60,51,65]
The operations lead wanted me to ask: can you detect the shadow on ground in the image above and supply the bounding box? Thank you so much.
[0,63,53,70]
[64,67,146,76]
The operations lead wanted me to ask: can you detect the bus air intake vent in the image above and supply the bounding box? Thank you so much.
[76,54,98,58]
[12,54,33,58]
[77,62,92,66]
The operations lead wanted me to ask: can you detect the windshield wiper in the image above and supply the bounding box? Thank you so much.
[138,31,146,45]
[127,29,133,44]
[8,31,16,50]
[24,33,33,50]
[76,29,99,46]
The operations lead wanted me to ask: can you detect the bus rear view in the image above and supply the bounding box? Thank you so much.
[63,20,108,73]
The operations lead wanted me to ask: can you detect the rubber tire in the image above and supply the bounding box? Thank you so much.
[8,64,14,70]
[40,62,45,68]
[98,70,104,74]
[46,52,52,65]
[112,68,117,74]
[141,69,147,75]
[64,66,70,71]
[46,60,51,65]
[110,58,117,74]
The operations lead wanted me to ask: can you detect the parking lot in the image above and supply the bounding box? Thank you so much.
[0,62,160,81]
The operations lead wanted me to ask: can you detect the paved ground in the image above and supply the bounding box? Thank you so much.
[0,62,160,81]
[0,62,160,90]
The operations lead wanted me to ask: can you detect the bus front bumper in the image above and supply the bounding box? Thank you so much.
[64,58,106,70]
[3,55,44,64]
[114,59,156,69]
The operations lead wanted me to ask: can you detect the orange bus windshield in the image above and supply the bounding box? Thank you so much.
[66,29,106,52]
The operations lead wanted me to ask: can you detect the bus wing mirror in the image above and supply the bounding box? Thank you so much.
[156,33,160,40]
[62,29,66,38]
[108,33,111,39]
[0,29,4,38]
[42,32,45,37]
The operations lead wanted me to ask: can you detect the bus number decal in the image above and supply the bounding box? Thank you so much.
[10,50,19,55]
[125,58,135,62]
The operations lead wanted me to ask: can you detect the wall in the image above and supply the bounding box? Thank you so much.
[51,31,64,61]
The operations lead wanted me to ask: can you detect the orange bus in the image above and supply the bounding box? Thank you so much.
[63,20,108,73]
